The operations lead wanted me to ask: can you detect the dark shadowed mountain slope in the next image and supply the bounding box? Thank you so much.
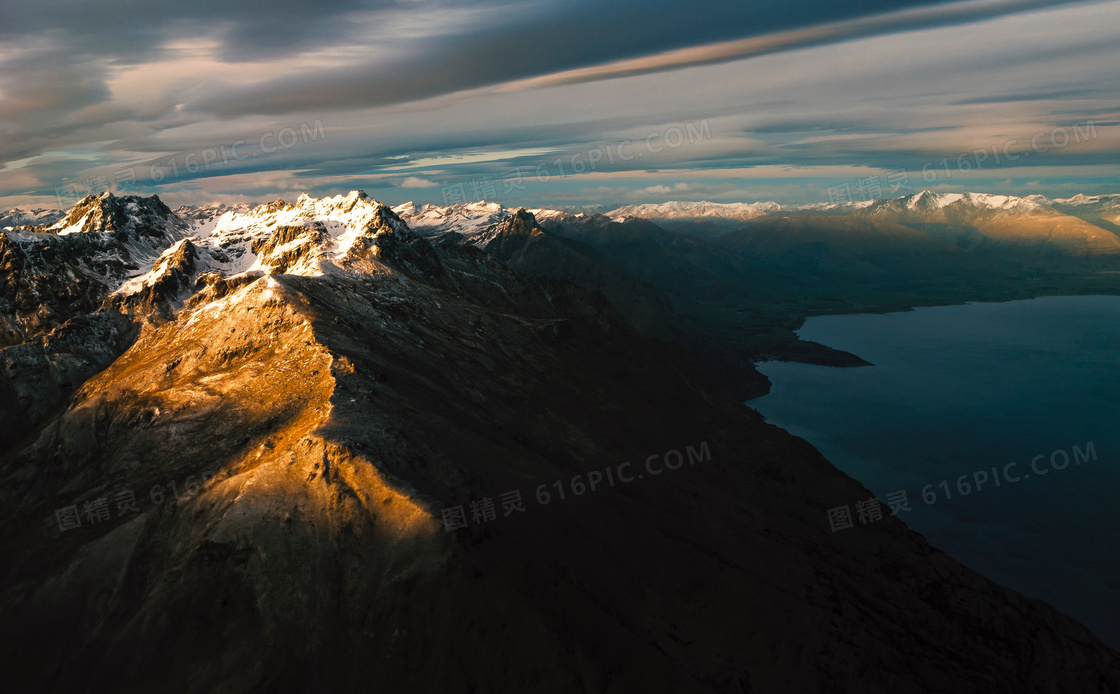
[717,214,1016,286]
[537,212,796,303]
[455,208,679,340]
[459,208,778,397]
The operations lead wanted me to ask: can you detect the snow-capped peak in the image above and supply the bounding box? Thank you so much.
[65,190,435,309]
[906,190,938,209]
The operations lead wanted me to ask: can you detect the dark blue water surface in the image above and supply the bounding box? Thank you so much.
[748,295,1120,648]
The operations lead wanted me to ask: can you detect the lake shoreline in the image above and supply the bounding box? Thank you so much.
[751,279,1120,380]
[747,294,1120,649]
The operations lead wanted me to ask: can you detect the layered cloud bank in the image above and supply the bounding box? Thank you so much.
[1,0,1118,207]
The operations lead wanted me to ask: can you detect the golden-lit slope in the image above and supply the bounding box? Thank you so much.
[864,191,1120,256]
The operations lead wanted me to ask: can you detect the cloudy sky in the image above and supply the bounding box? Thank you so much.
[1,0,1118,209]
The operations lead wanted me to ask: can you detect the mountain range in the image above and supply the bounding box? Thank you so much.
[7,189,1119,399]
[1,190,1119,691]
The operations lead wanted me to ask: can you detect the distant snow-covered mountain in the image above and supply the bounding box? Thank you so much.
[854,191,1120,254]
[0,207,66,230]
[1052,193,1120,207]
[1044,194,1120,229]
[173,202,255,229]
[875,190,1045,212]
[606,200,781,224]
[392,200,509,237]
[391,200,582,240]
[601,191,1118,222]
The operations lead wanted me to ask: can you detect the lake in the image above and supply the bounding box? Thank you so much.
[747,295,1120,648]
